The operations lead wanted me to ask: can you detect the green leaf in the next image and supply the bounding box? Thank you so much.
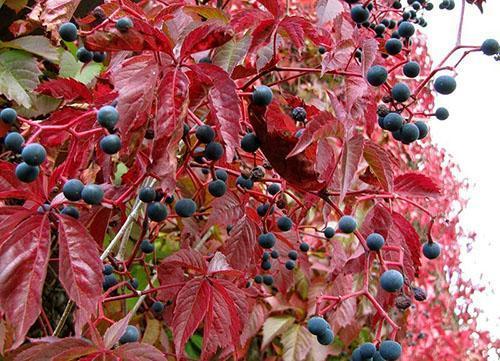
[261,315,294,349]
[1,0,28,12]
[0,50,41,108]
[15,94,60,118]
[59,50,103,85]
[75,62,103,85]
[0,36,60,63]
[281,324,314,361]
[213,34,251,75]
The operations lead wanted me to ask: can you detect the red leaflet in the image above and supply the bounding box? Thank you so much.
[113,342,166,360]
[103,313,132,349]
[257,0,282,18]
[249,18,276,52]
[278,16,322,49]
[361,38,379,76]
[180,23,234,60]
[0,214,50,347]
[338,134,364,202]
[316,0,345,25]
[0,161,45,202]
[223,215,259,270]
[57,215,103,316]
[84,17,174,56]
[394,172,442,198]
[360,203,393,239]
[391,212,422,278]
[13,338,96,360]
[36,78,92,103]
[363,140,394,192]
[149,69,190,192]
[160,248,207,274]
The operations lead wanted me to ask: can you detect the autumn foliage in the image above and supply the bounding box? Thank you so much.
[0,0,497,360]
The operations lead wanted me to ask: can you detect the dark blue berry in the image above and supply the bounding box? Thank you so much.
[262,274,273,285]
[351,5,370,23]
[100,134,121,154]
[380,269,404,292]
[434,75,456,95]
[147,202,168,222]
[151,301,164,314]
[175,198,197,217]
[257,203,273,217]
[359,342,377,359]
[76,47,93,63]
[58,22,78,42]
[385,38,402,55]
[0,108,17,124]
[61,206,80,219]
[267,183,281,195]
[379,340,402,361]
[324,226,335,238]
[103,264,114,275]
[481,39,499,56]
[215,169,228,182]
[400,123,420,144]
[307,316,329,335]
[129,278,139,289]
[103,274,118,290]
[277,216,292,231]
[4,132,24,153]
[241,132,260,152]
[63,179,84,201]
[116,17,134,32]
[291,107,307,122]
[195,125,215,144]
[317,328,334,345]
[422,242,440,259]
[391,83,411,102]
[21,143,46,166]
[288,250,298,260]
[299,242,310,252]
[367,233,385,251]
[15,162,39,183]
[204,141,224,161]
[403,61,420,78]
[261,260,272,270]
[414,121,428,139]
[139,187,156,203]
[435,107,449,120]
[351,348,362,361]
[367,66,388,87]
[140,239,155,253]
[236,175,253,189]
[258,232,276,249]
[254,275,263,283]
[93,52,106,63]
[271,250,279,258]
[199,56,211,63]
[252,86,273,106]
[318,46,326,54]
[81,184,104,205]
[398,21,415,37]
[208,179,226,197]
[338,216,357,233]
[97,106,119,130]
[285,260,295,270]
[383,113,403,131]
[119,325,139,344]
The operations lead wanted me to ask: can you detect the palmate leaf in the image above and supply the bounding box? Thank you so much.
[0,50,41,108]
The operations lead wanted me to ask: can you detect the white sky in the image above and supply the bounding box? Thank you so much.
[421,0,500,356]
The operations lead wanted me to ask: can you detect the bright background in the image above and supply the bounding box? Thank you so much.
[421,1,500,358]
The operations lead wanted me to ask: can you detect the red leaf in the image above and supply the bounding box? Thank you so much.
[84,17,174,55]
[103,313,132,349]
[241,302,268,347]
[0,215,51,348]
[363,140,394,192]
[321,40,354,75]
[360,203,393,239]
[0,161,45,202]
[13,338,95,361]
[338,134,364,202]
[36,78,92,103]
[361,38,379,76]
[113,342,166,360]
[111,54,160,146]
[391,212,422,278]
[172,279,211,358]
[394,172,442,198]
[205,190,245,231]
[180,23,234,59]
[224,215,258,271]
[149,68,190,192]
[257,0,281,17]
[160,249,207,274]
[249,18,276,52]
[316,0,344,25]
[278,16,311,49]
[57,215,103,315]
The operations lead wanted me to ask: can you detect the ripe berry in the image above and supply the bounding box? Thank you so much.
[258,232,276,249]
[285,260,295,270]
[257,203,273,217]
[76,47,93,63]
[414,121,428,139]
[204,141,224,161]
[267,183,281,195]
[93,52,106,63]
[208,179,226,197]
[195,125,215,144]
[481,38,499,56]
[385,38,403,55]
[215,169,228,182]
[82,184,104,205]
[100,134,121,154]
[4,132,24,153]
[351,348,362,361]
[254,275,263,284]
[383,113,404,131]
[351,5,370,23]
[379,340,402,361]
[63,179,84,201]
[324,226,335,238]
[433,75,456,95]
[262,252,270,261]
[271,250,279,258]
[97,106,119,130]
[422,241,441,259]
[116,17,134,32]
[119,325,139,344]
[61,206,80,219]
[359,342,376,359]
[151,301,164,314]
[236,175,253,189]
[15,162,39,183]
[299,242,310,252]
[393,1,402,8]
[317,329,334,345]
[129,278,139,289]
[241,132,260,152]
[252,85,273,106]
[338,215,357,233]
[140,239,154,254]
[288,250,298,260]
[291,107,307,122]
[426,2,434,10]
[373,351,386,361]
[435,107,449,120]
[147,202,168,222]
[318,46,326,54]
[398,21,415,37]
[199,56,211,63]
[403,61,420,78]
[277,216,292,231]
[22,143,46,166]
[366,233,385,251]
[391,83,411,103]
[59,22,78,42]
[175,198,197,217]
[139,187,156,203]
[366,65,388,87]
[395,294,412,310]
[307,316,329,335]
[103,274,118,290]
[262,274,273,285]
[413,286,427,301]
[375,24,386,36]
[103,264,114,275]
[261,259,272,270]
[193,147,205,163]
[380,269,404,292]
[400,123,420,144]
[0,108,17,124]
